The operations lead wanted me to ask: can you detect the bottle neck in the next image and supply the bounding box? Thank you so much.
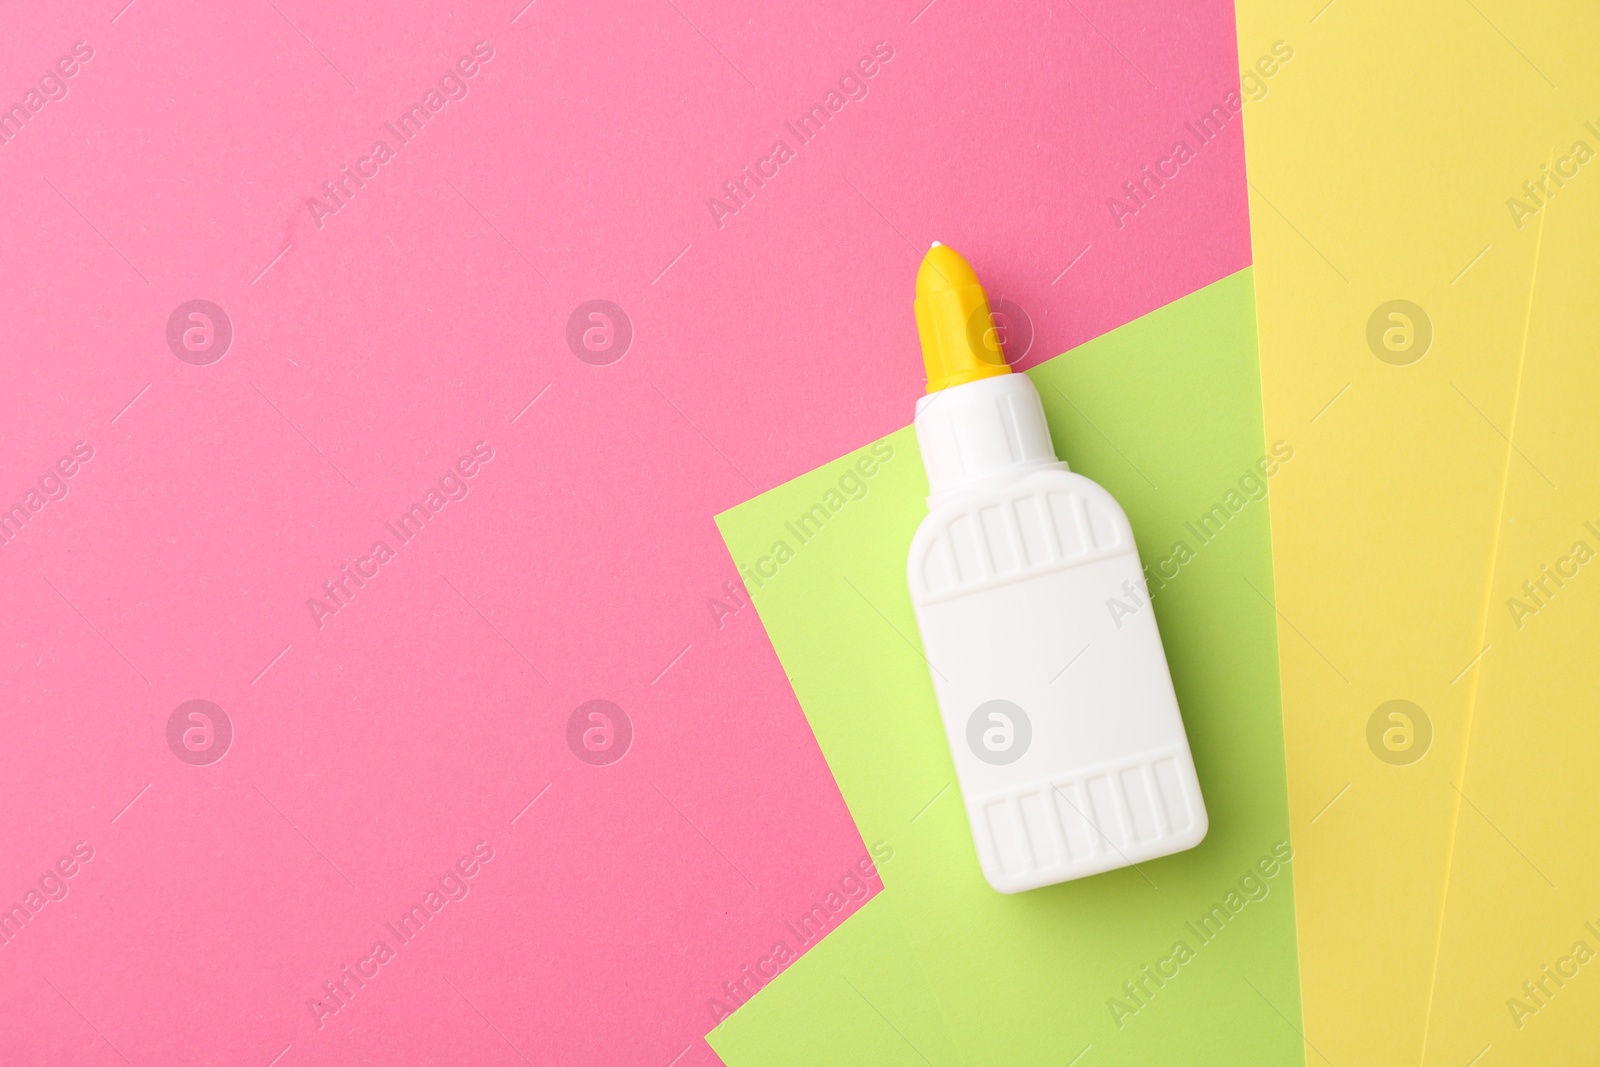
[913,373,1066,508]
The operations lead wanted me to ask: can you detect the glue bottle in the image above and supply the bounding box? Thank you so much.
[907,242,1207,892]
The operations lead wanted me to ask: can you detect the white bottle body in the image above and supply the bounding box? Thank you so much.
[908,375,1207,893]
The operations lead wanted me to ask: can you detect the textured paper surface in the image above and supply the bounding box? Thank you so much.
[712,269,1304,1064]
[1421,153,1600,1066]
[1229,2,1597,1062]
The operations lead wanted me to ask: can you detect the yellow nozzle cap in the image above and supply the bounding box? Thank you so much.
[915,242,1010,393]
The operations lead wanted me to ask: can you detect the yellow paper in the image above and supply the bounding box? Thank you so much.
[1421,139,1600,1064]
[1231,1,1594,1062]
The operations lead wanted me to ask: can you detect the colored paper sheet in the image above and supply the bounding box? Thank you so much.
[0,0,1251,1063]
[707,893,966,1067]
[1230,3,1592,1062]
[1421,150,1600,1064]
[711,269,1305,1065]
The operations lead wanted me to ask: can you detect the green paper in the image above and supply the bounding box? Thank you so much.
[707,893,967,1066]
[709,268,1303,1066]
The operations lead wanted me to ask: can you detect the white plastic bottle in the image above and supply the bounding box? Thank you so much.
[907,243,1207,893]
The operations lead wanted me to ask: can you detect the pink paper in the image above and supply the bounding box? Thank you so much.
[0,0,1247,1062]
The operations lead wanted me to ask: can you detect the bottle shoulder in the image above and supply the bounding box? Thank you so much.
[915,468,1127,529]
[908,469,1137,600]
